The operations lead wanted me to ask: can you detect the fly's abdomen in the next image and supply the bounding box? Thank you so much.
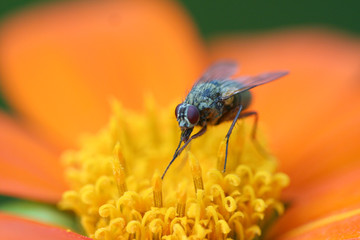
[235,90,252,110]
[220,80,252,110]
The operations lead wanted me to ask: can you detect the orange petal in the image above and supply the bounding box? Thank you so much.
[269,162,360,237]
[281,104,360,189]
[277,206,360,240]
[0,1,207,148]
[0,212,91,240]
[209,29,360,188]
[0,111,67,202]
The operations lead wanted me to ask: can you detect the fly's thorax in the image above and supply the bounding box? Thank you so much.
[185,81,222,111]
[175,103,200,128]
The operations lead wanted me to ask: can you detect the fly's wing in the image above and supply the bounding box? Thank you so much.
[221,71,289,100]
[197,61,238,83]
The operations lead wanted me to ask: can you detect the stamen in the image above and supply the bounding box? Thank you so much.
[99,204,117,219]
[164,207,176,224]
[217,139,226,172]
[176,187,187,217]
[172,224,187,238]
[149,219,163,240]
[109,218,126,236]
[112,142,127,196]
[252,198,266,213]
[218,220,231,236]
[114,141,128,173]
[152,173,163,208]
[94,227,110,240]
[126,220,141,239]
[188,152,204,192]
[245,225,261,240]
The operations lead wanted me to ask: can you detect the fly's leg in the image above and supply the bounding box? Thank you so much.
[237,111,258,139]
[237,111,268,157]
[224,110,269,173]
[220,108,268,173]
[223,105,243,173]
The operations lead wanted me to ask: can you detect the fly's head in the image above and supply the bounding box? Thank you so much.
[175,103,200,142]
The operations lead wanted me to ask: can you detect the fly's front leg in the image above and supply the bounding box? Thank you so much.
[162,125,207,179]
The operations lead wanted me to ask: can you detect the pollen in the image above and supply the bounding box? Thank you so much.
[188,152,204,192]
[152,173,163,208]
[112,142,127,196]
[59,98,289,240]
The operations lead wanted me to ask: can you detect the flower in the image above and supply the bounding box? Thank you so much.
[58,98,289,239]
[0,1,359,240]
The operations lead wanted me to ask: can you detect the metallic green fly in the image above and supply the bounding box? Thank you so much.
[162,61,288,179]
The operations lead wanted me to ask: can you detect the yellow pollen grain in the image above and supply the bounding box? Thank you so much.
[59,98,289,240]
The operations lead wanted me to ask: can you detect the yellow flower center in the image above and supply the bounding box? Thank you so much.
[59,98,289,240]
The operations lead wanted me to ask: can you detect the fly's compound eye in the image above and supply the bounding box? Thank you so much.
[187,105,200,125]
[175,104,181,118]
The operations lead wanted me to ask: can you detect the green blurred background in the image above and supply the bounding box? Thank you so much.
[0,0,359,112]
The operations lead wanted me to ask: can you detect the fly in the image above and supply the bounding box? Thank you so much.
[162,61,288,179]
